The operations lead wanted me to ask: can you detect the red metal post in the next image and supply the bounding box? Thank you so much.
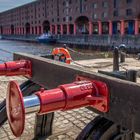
[15,28,17,35]
[74,23,76,35]
[60,24,63,35]
[67,24,70,35]
[5,28,6,34]
[55,25,57,35]
[109,21,113,36]
[19,27,21,35]
[17,28,19,35]
[20,27,22,35]
[98,21,102,35]
[7,28,9,34]
[30,27,32,35]
[7,28,8,34]
[22,27,24,35]
[41,26,43,34]
[36,26,38,34]
[22,28,24,35]
[135,19,139,35]
[89,21,93,35]
[22,27,26,35]
[121,20,125,36]
[50,25,53,34]
[16,28,18,35]
[34,27,36,35]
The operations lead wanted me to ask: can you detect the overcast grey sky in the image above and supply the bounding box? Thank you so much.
[0,0,35,12]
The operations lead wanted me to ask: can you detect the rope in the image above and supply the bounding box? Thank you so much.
[72,60,113,69]
[71,60,93,68]
[66,46,95,56]
[119,64,128,71]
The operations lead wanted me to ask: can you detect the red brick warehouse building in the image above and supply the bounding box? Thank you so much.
[0,0,140,36]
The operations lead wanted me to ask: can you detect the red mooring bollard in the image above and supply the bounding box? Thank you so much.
[0,60,32,77]
[6,76,109,137]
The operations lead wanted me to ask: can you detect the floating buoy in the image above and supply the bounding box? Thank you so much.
[52,48,72,64]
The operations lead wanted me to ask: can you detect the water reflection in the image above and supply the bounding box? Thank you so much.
[0,40,59,63]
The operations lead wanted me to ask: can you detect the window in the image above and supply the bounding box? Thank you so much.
[76,7,79,12]
[93,3,97,9]
[63,1,66,6]
[113,10,119,17]
[126,9,133,16]
[126,0,132,3]
[102,12,108,18]
[92,14,97,19]
[84,5,88,11]
[80,0,83,13]
[63,17,66,21]
[102,1,108,8]
[69,16,72,21]
[114,0,119,8]
[69,0,72,4]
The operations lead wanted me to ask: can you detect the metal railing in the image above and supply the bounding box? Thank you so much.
[1,34,140,48]
[57,34,140,47]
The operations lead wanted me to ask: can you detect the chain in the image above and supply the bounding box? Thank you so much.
[119,50,138,61]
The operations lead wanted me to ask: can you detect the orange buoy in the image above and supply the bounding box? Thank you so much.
[52,48,72,64]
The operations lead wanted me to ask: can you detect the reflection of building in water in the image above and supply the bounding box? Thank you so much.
[0,0,140,36]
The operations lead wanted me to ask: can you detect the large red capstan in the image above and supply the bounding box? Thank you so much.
[6,76,109,137]
[0,60,32,78]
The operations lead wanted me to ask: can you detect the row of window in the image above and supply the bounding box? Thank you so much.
[93,1,108,9]
[114,9,133,17]
[93,0,133,9]
[93,8,133,19]
[1,8,134,26]
[114,0,133,8]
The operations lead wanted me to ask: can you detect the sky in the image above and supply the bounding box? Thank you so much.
[0,0,35,12]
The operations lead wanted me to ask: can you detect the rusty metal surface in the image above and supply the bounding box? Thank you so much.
[14,52,140,134]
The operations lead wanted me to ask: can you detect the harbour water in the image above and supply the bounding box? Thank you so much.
[0,40,103,62]
[0,40,59,63]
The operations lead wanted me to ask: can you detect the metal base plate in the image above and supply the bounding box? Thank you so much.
[6,81,25,137]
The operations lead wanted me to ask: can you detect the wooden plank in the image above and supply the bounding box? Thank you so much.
[14,52,140,134]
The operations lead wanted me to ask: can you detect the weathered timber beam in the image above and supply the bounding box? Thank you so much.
[14,52,140,134]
